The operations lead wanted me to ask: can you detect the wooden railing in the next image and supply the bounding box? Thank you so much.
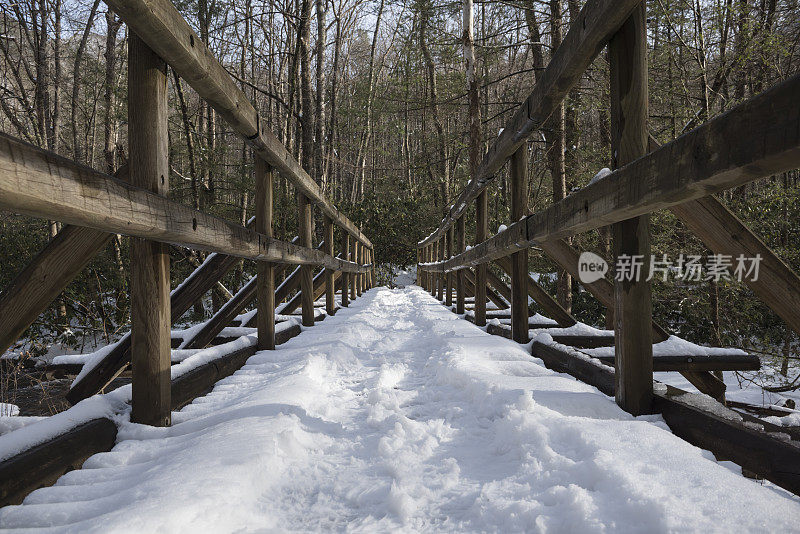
[417,0,800,415]
[0,0,375,427]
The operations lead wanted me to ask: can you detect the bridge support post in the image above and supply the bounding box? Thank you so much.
[446,228,454,307]
[356,242,363,297]
[427,244,433,293]
[324,217,335,315]
[456,217,466,314]
[474,191,488,326]
[350,243,358,300]
[610,3,653,415]
[129,34,171,427]
[369,247,375,289]
[256,157,275,350]
[510,146,529,343]
[437,238,444,301]
[298,192,315,326]
[342,234,350,307]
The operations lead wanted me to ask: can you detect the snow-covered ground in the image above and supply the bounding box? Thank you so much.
[2,286,800,532]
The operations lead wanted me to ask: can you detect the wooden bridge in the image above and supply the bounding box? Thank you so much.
[1,0,800,521]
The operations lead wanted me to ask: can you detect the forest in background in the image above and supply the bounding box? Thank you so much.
[1,0,799,378]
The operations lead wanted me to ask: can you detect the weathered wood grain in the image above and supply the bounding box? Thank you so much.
[609,4,652,415]
[256,157,275,350]
[510,146,530,343]
[128,34,171,427]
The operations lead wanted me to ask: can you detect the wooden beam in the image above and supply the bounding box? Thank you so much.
[510,146,529,343]
[324,217,335,315]
[0,133,368,273]
[256,157,275,350]
[593,352,760,372]
[609,3,652,415]
[0,418,117,507]
[420,73,800,272]
[102,0,370,249]
[128,34,171,427]
[494,256,577,327]
[298,193,315,326]
[419,0,642,246]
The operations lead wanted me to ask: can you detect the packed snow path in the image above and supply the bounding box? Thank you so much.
[3,287,800,532]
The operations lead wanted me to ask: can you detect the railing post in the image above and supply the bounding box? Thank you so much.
[324,216,335,315]
[129,33,171,427]
[359,242,365,296]
[298,192,315,326]
[446,227,454,307]
[256,157,275,350]
[474,190,488,325]
[456,216,466,314]
[426,245,432,292]
[436,238,444,301]
[610,2,652,415]
[350,242,358,300]
[510,146,529,343]
[369,247,375,289]
[416,248,421,286]
[342,234,350,307]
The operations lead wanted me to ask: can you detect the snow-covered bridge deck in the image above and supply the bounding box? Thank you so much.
[2,286,798,531]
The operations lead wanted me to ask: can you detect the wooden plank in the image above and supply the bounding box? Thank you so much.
[102,0,370,249]
[550,334,615,348]
[475,191,489,325]
[594,353,760,372]
[0,418,117,507]
[533,340,616,396]
[128,34,171,427]
[324,217,335,315]
[0,132,368,274]
[419,0,641,246]
[510,146,529,343]
[256,157,275,350]
[298,193,315,326]
[494,256,577,327]
[421,73,800,272]
[609,4,652,415]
